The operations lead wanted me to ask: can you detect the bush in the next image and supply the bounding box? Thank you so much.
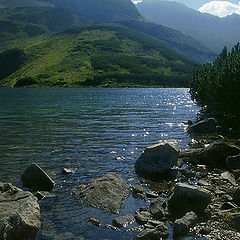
[190,43,240,115]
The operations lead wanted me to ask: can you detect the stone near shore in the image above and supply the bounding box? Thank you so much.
[0,182,41,240]
[72,173,130,213]
[133,222,169,240]
[135,143,180,178]
[173,211,198,237]
[226,154,240,170]
[112,214,135,228]
[187,117,217,133]
[21,163,55,191]
[149,198,167,220]
[168,183,212,214]
[200,141,240,166]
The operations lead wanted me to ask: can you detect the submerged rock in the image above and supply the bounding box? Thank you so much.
[173,211,198,237]
[135,143,180,178]
[168,183,212,214]
[133,222,169,240]
[0,182,41,240]
[187,118,217,133]
[21,163,55,191]
[72,173,130,213]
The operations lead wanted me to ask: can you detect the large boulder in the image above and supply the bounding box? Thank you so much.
[72,173,131,213]
[198,141,240,166]
[173,211,198,237]
[21,163,55,191]
[187,118,217,133]
[168,183,212,215]
[0,182,40,240]
[184,141,240,167]
[135,143,180,178]
[226,154,240,170]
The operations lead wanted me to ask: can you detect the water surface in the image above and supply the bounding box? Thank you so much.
[0,88,200,239]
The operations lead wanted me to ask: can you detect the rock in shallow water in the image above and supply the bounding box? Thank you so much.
[112,214,135,228]
[135,143,180,178]
[187,117,217,133]
[0,182,41,240]
[72,173,130,213]
[173,211,198,237]
[21,163,55,191]
[168,183,212,214]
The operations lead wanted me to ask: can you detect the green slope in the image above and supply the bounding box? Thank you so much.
[0,6,93,51]
[0,25,198,88]
[119,20,216,64]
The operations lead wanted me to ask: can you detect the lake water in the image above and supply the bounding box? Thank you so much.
[0,88,201,240]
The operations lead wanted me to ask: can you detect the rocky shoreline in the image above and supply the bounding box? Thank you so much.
[1,118,240,239]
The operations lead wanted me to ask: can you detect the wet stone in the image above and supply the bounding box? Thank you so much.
[112,214,135,228]
[89,217,101,227]
[135,211,152,225]
[146,191,159,198]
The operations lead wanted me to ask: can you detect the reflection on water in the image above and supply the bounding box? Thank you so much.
[0,88,200,239]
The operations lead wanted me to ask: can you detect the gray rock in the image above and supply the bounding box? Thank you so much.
[168,183,212,214]
[226,154,240,170]
[221,171,237,186]
[72,173,130,213]
[105,224,119,231]
[133,222,169,240]
[197,141,240,167]
[135,211,152,225]
[187,118,217,133]
[0,182,40,240]
[173,211,198,237]
[135,143,180,177]
[132,184,146,199]
[149,198,167,220]
[89,217,101,227]
[112,214,135,228]
[21,163,55,191]
[146,191,158,198]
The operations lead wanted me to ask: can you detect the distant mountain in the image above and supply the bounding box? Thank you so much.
[119,20,216,63]
[136,0,240,53]
[41,0,141,22]
[0,25,198,88]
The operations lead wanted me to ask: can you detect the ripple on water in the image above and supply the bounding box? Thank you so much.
[0,88,200,239]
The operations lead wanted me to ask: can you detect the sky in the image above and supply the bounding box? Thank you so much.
[133,0,240,17]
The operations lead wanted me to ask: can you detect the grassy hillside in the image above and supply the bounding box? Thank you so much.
[0,6,93,51]
[0,25,198,88]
